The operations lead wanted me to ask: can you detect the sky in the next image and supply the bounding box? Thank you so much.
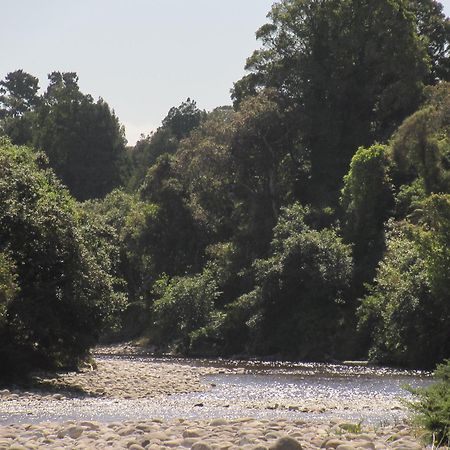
[2,0,450,145]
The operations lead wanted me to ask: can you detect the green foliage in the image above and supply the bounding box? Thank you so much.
[127,98,205,190]
[0,70,39,119]
[0,138,125,378]
[84,189,158,300]
[1,2,448,369]
[0,252,17,322]
[233,0,429,205]
[162,98,206,140]
[174,106,236,241]
[139,154,209,276]
[152,268,221,353]
[410,0,450,83]
[33,72,126,200]
[391,82,450,194]
[394,178,427,219]
[358,197,450,368]
[0,70,127,201]
[409,359,450,446]
[230,90,303,259]
[243,203,352,359]
[127,128,178,190]
[341,144,394,286]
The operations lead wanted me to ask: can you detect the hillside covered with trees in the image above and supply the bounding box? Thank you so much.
[1,0,449,380]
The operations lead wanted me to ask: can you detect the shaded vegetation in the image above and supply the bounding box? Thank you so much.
[409,359,450,446]
[1,0,450,379]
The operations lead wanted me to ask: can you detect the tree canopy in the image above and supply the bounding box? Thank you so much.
[1,0,449,376]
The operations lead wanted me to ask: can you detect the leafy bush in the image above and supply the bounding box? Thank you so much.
[243,203,353,359]
[0,138,125,379]
[341,144,394,286]
[409,360,450,446]
[359,194,450,368]
[152,267,220,353]
[0,252,17,323]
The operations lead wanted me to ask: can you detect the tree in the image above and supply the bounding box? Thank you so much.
[174,106,237,241]
[341,144,395,287]
[0,70,39,119]
[391,82,450,195]
[0,252,17,325]
[230,90,304,259]
[139,154,209,277]
[162,98,206,140]
[0,138,125,378]
[358,195,450,369]
[409,359,450,445]
[33,72,126,200]
[233,0,429,205]
[0,70,40,145]
[128,98,205,190]
[242,203,353,359]
[152,268,221,353]
[410,0,450,83]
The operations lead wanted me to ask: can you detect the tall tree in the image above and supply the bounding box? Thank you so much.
[233,0,430,206]
[34,72,126,200]
[162,98,206,140]
[128,98,205,190]
[341,144,395,288]
[0,70,39,118]
[0,70,40,145]
[410,0,450,83]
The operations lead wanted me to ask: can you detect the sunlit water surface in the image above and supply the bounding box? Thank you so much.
[0,356,432,425]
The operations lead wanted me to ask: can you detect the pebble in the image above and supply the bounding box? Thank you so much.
[0,348,428,450]
[0,418,427,450]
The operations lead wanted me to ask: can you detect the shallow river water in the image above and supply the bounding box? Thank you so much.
[0,356,432,426]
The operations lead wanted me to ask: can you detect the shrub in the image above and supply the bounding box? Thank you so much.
[409,359,450,446]
[0,138,125,379]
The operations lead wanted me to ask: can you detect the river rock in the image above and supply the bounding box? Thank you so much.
[183,428,204,438]
[128,445,145,450]
[210,418,229,426]
[322,439,347,449]
[270,436,303,450]
[191,442,212,450]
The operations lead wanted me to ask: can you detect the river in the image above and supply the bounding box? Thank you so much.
[0,356,432,426]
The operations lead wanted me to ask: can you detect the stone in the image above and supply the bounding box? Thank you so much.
[210,419,229,426]
[355,442,375,450]
[180,437,199,446]
[67,426,84,439]
[191,442,212,450]
[182,429,203,438]
[321,439,347,449]
[118,426,135,436]
[146,431,169,441]
[269,436,303,450]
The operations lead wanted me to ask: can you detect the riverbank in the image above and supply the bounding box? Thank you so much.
[0,347,436,449]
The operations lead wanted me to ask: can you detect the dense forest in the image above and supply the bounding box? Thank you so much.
[1,0,450,380]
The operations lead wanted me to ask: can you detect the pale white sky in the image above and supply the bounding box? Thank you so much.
[1,1,449,145]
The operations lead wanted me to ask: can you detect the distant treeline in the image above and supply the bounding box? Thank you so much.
[1,0,449,379]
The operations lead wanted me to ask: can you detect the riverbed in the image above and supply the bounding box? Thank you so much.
[0,354,434,449]
[0,355,431,425]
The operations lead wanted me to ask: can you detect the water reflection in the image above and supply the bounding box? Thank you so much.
[0,356,432,426]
